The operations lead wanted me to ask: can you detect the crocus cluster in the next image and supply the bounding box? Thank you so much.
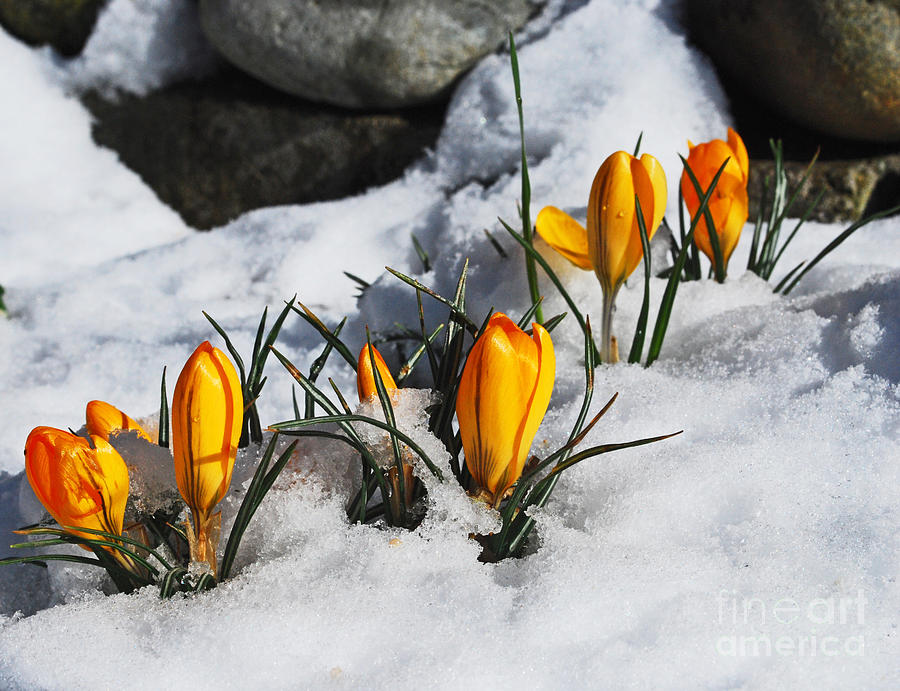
[355,313,555,512]
[23,341,242,577]
[535,130,749,361]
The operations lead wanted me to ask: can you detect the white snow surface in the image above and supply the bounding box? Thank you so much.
[1,0,899,688]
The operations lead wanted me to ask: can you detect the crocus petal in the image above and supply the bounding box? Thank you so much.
[85,400,152,442]
[623,154,668,278]
[639,153,668,235]
[681,130,750,272]
[727,127,749,183]
[357,344,398,402]
[24,426,128,542]
[456,313,555,503]
[588,151,667,293]
[681,140,745,209]
[719,184,749,264]
[588,151,637,292]
[508,321,555,490]
[172,341,243,527]
[86,435,129,537]
[535,206,592,270]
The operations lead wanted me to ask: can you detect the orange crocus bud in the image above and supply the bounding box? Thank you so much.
[85,400,152,442]
[24,426,129,546]
[680,127,749,274]
[172,341,242,573]
[456,313,555,508]
[587,151,667,295]
[536,150,666,363]
[357,343,397,402]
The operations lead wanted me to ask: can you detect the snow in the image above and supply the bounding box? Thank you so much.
[1,0,899,688]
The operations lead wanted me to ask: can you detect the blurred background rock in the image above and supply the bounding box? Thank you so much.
[2,0,897,228]
[197,0,541,109]
[686,0,900,222]
[0,0,105,56]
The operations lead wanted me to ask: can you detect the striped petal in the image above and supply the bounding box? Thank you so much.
[85,400,152,442]
[357,343,398,402]
[456,313,555,505]
[24,426,128,543]
[172,341,243,528]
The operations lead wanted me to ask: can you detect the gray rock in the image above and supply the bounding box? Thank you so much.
[686,0,900,142]
[82,69,444,229]
[0,0,105,56]
[198,0,540,109]
[748,155,900,223]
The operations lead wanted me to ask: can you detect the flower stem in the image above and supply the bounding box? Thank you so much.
[600,285,620,364]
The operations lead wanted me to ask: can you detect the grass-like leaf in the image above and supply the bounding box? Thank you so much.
[415,290,440,382]
[681,155,726,282]
[749,140,820,280]
[17,525,170,575]
[0,553,103,569]
[205,299,295,447]
[541,312,567,333]
[305,316,346,417]
[291,302,357,370]
[509,31,543,324]
[498,217,601,362]
[271,414,444,482]
[517,297,544,329]
[157,365,169,448]
[366,330,407,520]
[384,266,479,334]
[411,233,431,273]
[220,434,278,580]
[645,157,730,366]
[159,566,188,598]
[396,322,444,385]
[329,377,353,415]
[428,262,471,478]
[484,229,508,258]
[491,317,597,558]
[268,346,394,524]
[777,203,900,295]
[628,195,652,364]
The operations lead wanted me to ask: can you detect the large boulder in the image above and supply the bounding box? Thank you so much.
[0,0,105,56]
[198,0,541,109]
[83,69,444,229]
[686,0,900,142]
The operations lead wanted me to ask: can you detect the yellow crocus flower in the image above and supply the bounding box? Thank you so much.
[25,426,129,547]
[172,341,242,573]
[356,343,397,402]
[680,127,749,275]
[85,399,152,442]
[536,151,667,362]
[456,313,555,508]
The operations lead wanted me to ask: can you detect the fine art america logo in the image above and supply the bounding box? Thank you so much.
[716,590,866,657]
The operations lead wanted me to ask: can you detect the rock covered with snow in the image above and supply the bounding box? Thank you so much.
[198,0,543,108]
